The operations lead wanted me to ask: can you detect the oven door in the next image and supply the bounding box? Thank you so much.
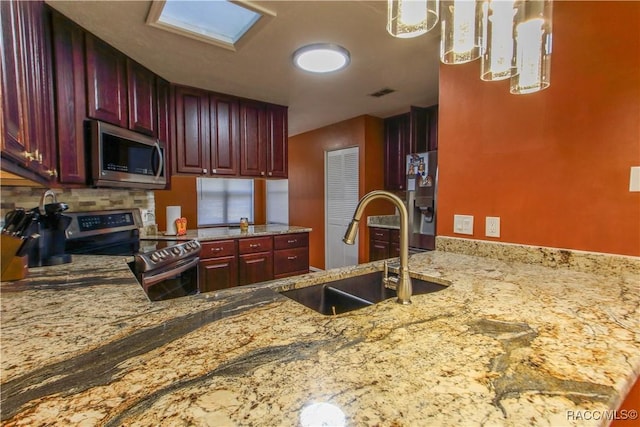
[140,257,199,301]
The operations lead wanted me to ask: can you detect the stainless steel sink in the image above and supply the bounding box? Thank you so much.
[279,271,446,315]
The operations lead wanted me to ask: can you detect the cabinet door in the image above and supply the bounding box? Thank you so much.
[209,94,238,175]
[266,104,288,178]
[383,113,409,191]
[274,247,309,278]
[370,240,390,262]
[51,10,86,184]
[156,77,171,186]
[22,1,56,179]
[238,252,273,286]
[174,86,209,174]
[1,1,56,182]
[427,105,438,151]
[1,0,29,163]
[199,256,238,293]
[409,106,429,154]
[127,59,156,136]
[239,100,266,177]
[85,33,127,128]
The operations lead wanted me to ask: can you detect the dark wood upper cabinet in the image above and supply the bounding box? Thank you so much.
[85,33,127,128]
[239,100,267,177]
[174,85,209,175]
[51,10,86,184]
[410,106,429,154]
[1,0,30,163]
[384,105,438,191]
[127,59,156,136]
[209,94,239,176]
[384,113,410,191]
[427,105,438,151]
[1,0,57,182]
[266,104,288,178]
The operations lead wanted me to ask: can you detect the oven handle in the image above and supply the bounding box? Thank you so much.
[153,141,164,181]
[142,256,199,290]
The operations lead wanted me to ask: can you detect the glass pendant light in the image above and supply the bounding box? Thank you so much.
[440,0,483,64]
[387,0,439,38]
[480,0,523,81]
[510,0,553,94]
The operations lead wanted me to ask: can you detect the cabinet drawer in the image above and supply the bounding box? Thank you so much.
[274,233,308,250]
[390,229,400,243]
[370,228,390,241]
[274,247,309,276]
[200,240,236,259]
[238,236,273,254]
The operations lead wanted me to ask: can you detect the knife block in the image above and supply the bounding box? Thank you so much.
[1,234,28,281]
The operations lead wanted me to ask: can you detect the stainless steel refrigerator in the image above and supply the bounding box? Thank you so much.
[406,151,437,251]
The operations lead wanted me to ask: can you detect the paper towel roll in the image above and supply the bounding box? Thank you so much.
[166,206,181,235]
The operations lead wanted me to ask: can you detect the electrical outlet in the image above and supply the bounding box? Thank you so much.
[454,214,474,235]
[485,216,500,238]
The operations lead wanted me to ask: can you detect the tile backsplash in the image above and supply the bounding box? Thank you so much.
[0,186,157,234]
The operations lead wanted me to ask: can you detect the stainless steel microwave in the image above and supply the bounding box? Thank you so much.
[87,120,166,190]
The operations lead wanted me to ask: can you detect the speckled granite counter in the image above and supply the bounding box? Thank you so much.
[367,215,400,229]
[144,225,312,242]
[1,242,639,426]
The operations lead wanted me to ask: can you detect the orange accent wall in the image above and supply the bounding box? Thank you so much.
[289,115,393,269]
[437,1,640,256]
[612,376,639,427]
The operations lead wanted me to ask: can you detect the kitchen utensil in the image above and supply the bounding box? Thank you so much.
[3,208,25,234]
[12,211,34,237]
[16,233,40,257]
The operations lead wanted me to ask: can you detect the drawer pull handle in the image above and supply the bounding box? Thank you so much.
[249,244,261,248]
[287,239,297,244]
[375,233,384,237]
[287,256,298,260]
[211,247,223,252]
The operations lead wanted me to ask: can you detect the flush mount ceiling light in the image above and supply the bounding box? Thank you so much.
[292,44,351,73]
[146,0,275,52]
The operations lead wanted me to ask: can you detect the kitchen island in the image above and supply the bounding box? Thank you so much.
[1,241,638,426]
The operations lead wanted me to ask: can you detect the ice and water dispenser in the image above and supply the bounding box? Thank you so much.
[406,151,437,250]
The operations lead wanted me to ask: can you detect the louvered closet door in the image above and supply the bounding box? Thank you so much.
[325,147,359,269]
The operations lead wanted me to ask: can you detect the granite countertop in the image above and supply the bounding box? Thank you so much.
[1,243,639,426]
[144,224,312,242]
[368,215,400,229]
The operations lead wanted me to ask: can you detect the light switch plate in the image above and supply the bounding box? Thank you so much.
[454,214,474,235]
[485,216,500,238]
[630,166,640,192]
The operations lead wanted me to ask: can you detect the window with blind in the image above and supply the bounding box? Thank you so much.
[197,177,254,226]
[266,179,289,224]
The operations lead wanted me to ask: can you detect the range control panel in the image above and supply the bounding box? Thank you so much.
[65,209,143,239]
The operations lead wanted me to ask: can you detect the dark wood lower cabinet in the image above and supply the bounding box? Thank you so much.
[369,227,400,261]
[198,233,309,293]
[200,256,238,292]
[238,252,273,286]
[198,240,237,292]
[273,233,309,278]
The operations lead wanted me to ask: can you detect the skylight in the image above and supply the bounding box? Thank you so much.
[147,0,274,51]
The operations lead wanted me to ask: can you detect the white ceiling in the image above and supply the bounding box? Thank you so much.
[46,1,441,136]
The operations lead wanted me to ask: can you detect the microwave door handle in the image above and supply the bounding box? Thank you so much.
[153,141,164,180]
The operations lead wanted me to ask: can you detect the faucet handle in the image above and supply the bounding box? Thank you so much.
[383,261,399,289]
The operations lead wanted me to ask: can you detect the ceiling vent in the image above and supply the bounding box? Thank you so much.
[368,88,396,98]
